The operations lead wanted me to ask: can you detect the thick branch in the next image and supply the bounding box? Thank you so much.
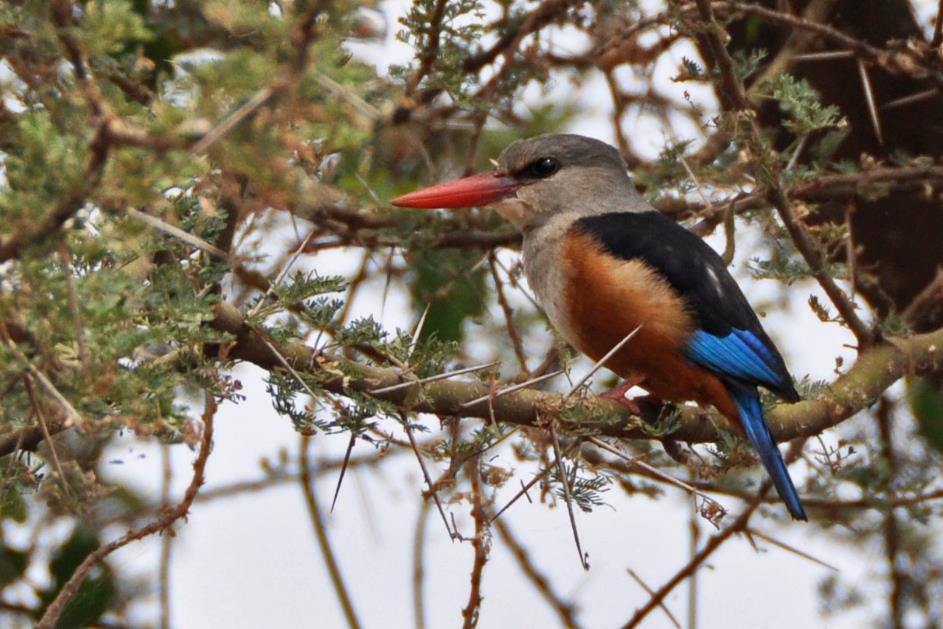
[209,302,943,444]
[4,304,940,461]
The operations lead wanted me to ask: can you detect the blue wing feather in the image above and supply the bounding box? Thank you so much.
[684,328,784,389]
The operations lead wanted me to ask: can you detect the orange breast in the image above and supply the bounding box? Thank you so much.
[561,228,738,420]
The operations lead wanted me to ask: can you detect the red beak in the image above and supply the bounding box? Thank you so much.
[391,172,519,209]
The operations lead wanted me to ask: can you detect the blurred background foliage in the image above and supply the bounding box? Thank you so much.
[1,0,943,627]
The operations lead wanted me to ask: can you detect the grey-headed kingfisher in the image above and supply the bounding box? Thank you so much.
[392,134,807,520]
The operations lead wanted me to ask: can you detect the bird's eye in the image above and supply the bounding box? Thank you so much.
[528,157,560,178]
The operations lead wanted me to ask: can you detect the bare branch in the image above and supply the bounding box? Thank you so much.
[36,391,217,629]
[627,569,681,629]
[299,434,362,629]
[461,458,489,628]
[620,502,761,629]
[691,0,876,346]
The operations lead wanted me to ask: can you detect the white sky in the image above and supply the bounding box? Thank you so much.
[13,1,934,628]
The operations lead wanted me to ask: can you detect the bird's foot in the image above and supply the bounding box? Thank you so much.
[599,373,647,415]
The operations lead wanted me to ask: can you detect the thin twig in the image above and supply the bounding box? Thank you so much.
[23,378,72,500]
[588,437,725,517]
[0,322,84,429]
[58,245,89,374]
[406,0,449,94]
[461,458,489,628]
[876,397,904,629]
[687,487,699,629]
[627,569,681,629]
[489,254,530,375]
[299,434,362,629]
[720,202,736,265]
[413,500,431,629]
[36,391,217,629]
[491,255,542,311]
[159,445,172,629]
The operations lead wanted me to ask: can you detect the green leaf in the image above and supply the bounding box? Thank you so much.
[409,249,487,343]
[763,73,847,136]
[0,544,28,587]
[0,483,28,523]
[43,526,116,629]
[79,0,153,57]
[908,376,943,453]
[50,527,100,586]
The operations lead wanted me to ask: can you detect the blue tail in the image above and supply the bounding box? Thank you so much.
[728,384,807,520]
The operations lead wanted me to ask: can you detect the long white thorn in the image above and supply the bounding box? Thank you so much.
[369,361,500,395]
[127,208,229,259]
[460,369,564,408]
[565,325,642,399]
[880,88,939,111]
[550,423,590,571]
[857,59,883,146]
[406,303,431,364]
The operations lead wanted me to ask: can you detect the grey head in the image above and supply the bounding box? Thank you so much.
[491,133,648,230]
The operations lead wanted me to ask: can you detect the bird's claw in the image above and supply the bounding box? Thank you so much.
[599,373,646,415]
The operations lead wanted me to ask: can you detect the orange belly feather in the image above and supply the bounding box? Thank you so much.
[562,229,739,421]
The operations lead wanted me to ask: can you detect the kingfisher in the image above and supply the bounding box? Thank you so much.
[392,133,807,520]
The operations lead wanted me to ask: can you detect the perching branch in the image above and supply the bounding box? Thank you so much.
[4,304,940,463]
[209,302,943,444]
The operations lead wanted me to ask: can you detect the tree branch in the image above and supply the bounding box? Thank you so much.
[691,0,876,346]
[299,434,362,629]
[208,302,943,444]
[36,391,217,629]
